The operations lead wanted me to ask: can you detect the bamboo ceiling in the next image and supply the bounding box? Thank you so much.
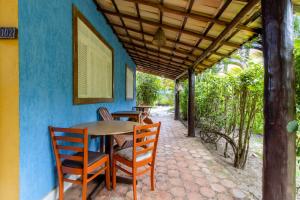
[95,0,262,79]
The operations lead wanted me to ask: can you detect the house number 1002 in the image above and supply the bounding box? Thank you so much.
[0,27,18,39]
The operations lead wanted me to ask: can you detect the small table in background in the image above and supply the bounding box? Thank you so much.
[133,105,152,112]
[133,105,153,117]
[111,110,142,123]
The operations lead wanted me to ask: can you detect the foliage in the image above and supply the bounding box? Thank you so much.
[136,72,161,106]
[294,16,300,157]
[195,63,263,168]
[179,80,188,120]
[179,47,264,168]
[136,72,175,106]
[177,15,300,168]
[295,39,300,118]
[157,78,175,106]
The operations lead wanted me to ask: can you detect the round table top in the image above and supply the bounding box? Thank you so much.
[72,120,140,136]
[134,105,152,108]
[112,111,141,115]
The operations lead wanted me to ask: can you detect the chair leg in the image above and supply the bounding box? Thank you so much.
[150,165,155,191]
[133,169,137,200]
[58,176,64,200]
[82,177,87,200]
[105,159,111,190]
[112,159,116,190]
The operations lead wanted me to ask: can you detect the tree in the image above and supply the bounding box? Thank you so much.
[136,72,161,106]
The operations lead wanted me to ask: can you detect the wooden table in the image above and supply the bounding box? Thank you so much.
[72,120,139,160]
[133,105,153,112]
[111,111,141,123]
[72,120,140,198]
[133,106,152,118]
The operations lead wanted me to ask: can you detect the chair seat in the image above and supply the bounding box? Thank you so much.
[62,151,106,169]
[116,147,152,162]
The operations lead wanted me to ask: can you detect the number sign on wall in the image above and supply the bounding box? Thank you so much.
[0,27,18,39]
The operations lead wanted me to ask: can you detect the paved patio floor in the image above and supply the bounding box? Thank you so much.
[65,114,254,200]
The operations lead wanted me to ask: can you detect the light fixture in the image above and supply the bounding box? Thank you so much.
[152,27,166,47]
[175,83,184,92]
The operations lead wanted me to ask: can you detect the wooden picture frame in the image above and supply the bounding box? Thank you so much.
[125,64,134,100]
[73,6,114,105]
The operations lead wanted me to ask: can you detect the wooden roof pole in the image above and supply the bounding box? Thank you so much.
[134,2,146,49]
[169,0,195,65]
[136,66,181,77]
[102,9,241,48]
[261,0,296,199]
[128,51,191,68]
[181,0,232,67]
[110,0,137,52]
[134,59,185,72]
[176,0,260,79]
[124,42,196,62]
[131,55,187,70]
[137,68,176,79]
[114,26,227,57]
[123,0,259,33]
[191,0,260,69]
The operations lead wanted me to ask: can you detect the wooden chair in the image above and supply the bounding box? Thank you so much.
[112,122,161,200]
[49,127,110,200]
[97,107,133,149]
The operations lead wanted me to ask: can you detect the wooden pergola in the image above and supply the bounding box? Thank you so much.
[94,0,299,199]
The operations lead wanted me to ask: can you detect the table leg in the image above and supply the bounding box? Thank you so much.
[99,136,105,152]
[105,135,114,171]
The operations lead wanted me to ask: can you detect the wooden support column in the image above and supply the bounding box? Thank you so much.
[174,79,180,120]
[262,0,296,199]
[188,68,195,137]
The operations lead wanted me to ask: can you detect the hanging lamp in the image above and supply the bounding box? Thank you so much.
[152,27,166,47]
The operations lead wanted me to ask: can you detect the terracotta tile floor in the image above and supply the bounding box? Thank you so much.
[65,115,253,200]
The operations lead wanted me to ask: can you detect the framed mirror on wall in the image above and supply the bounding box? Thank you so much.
[73,6,114,105]
[126,65,134,100]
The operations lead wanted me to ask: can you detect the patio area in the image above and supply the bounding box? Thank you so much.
[65,113,251,200]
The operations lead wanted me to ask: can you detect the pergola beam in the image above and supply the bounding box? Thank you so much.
[134,59,184,73]
[124,42,195,62]
[102,9,241,48]
[137,68,176,79]
[113,23,227,57]
[128,51,191,68]
[120,36,198,60]
[192,0,260,69]
[136,67,181,77]
[182,0,232,66]
[123,0,260,34]
[136,66,180,77]
[130,54,187,70]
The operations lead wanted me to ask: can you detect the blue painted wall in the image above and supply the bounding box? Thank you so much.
[19,1,136,199]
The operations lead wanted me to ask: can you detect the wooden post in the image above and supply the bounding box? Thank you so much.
[188,68,195,137]
[262,0,296,199]
[174,79,180,120]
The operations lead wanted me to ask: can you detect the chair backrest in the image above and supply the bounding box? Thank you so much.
[133,122,161,165]
[142,116,154,125]
[49,127,89,171]
[98,107,113,121]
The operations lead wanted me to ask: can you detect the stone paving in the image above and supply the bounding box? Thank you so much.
[65,115,254,200]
